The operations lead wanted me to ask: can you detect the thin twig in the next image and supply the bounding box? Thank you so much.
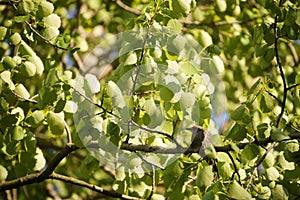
[287,82,300,90]
[49,173,142,200]
[227,152,241,184]
[130,120,180,146]
[24,22,69,51]
[0,143,78,191]
[274,20,288,128]
[12,90,38,103]
[248,10,289,189]
[182,14,268,27]
[64,121,72,144]
[265,90,282,105]
[147,166,155,200]
[9,2,69,51]
[135,152,165,170]
[114,0,141,15]
[288,42,299,66]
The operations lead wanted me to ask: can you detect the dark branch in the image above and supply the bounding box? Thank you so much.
[0,143,78,191]
[288,43,299,66]
[265,90,282,105]
[114,0,141,15]
[183,14,268,27]
[49,173,142,200]
[287,82,300,90]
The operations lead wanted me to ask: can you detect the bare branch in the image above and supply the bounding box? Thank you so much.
[64,121,72,144]
[288,43,299,66]
[12,90,38,103]
[0,143,78,191]
[114,0,141,15]
[49,173,142,200]
[10,2,68,51]
[265,90,282,105]
[182,14,268,27]
[287,82,300,90]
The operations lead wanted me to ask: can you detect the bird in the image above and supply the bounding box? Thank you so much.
[184,125,211,155]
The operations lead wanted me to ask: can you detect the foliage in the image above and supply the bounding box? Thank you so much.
[0,0,300,199]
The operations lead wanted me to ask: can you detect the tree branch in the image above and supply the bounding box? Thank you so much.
[288,42,299,66]
[248,9,290,189]
[86,134,300,154]
[287,82,300,90]
[0,143,78,191]
[49,173,142,200]
[182,14,268,27]
[10,2,69,51]
[114,0,141,15]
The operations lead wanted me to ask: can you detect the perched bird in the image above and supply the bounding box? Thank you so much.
[184,125,211,155]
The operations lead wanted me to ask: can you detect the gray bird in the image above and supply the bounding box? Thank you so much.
[184,125,211,155]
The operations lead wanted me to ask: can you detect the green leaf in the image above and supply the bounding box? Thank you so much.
[85,73,100,94]
[262,153,275,168]
[180,92,195,108]
[37,1,54,18]
[19,40,44,75]
[43,27,59,40]
[106,81,125,108]
[159,86,174,102]
[167,35,186,54]
[196,165,214,187]
[115,167,126,181]
[54,98,66,113]
[217,162,232,178]
[18,0,35,14]
[228,180,252,200]
[27,110,45,127]
[230,104,249,121]
[0,26,7,40]
[14,84,30,99]
[55,34,71,49]
[12,125,25,141]
[204,144,217,159]
[107,122,120,146]
[33,148,46,171]
[278,154,294,170]
[2,56,16,69]
[171,0,192,16]
[285,141,299,153]
[10,33,22,45]
[14,15,30,23]
[179,61,198,75]
[43,14,61,28]
[0,165,8,182]
[254,24,265,44]
[1,71,15,90]
[266,167,280,181]
[202,191,217,200]
[20,61,36,77]
[198,30,213,47]
[216,0,227,12]
[47,111,65,136]
[212,55,224,73]
[241,144,260,162]
[258,91,274,113]
[271,185,288,200]
[64,101,78,113]
[247,79,262,103]
[45,68,59,86]
[257,185,271,199]
[225,123,246,141]
[271,127,289,142]
[167,19,182,34]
